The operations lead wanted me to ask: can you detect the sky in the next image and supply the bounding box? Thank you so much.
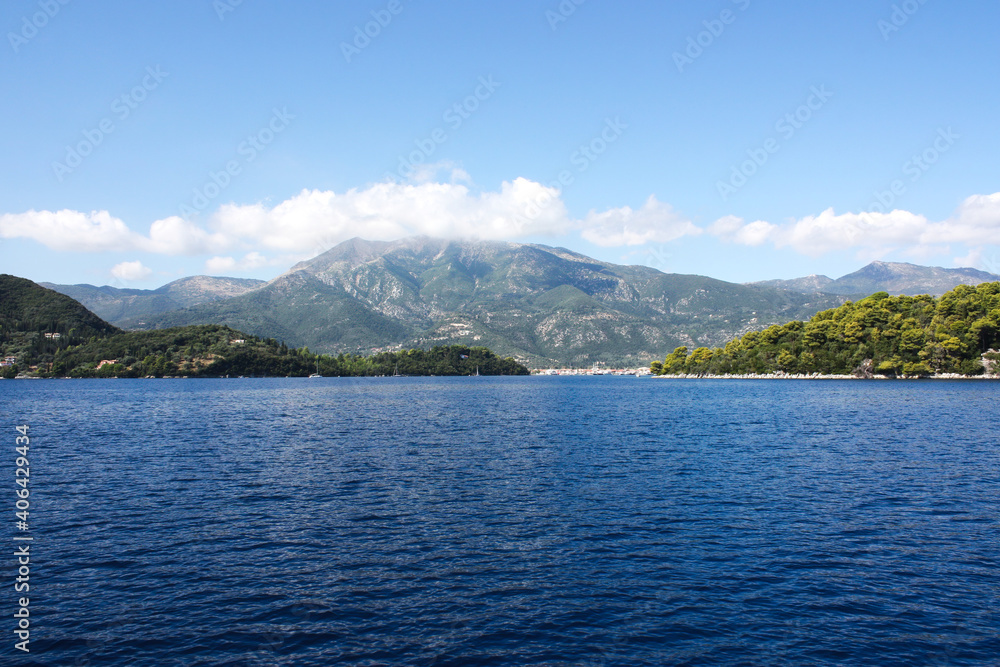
[2,0,998,289]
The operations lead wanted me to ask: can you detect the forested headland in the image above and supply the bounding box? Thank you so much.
[650,283,1000,378]
[4,322,528,379]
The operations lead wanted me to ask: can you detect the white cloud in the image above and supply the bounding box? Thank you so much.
[110,260,152,282]
[0,209,227,255]
[581,195,701,246]
[449,167,473,184]
[7,180,999,270]
[1,180,695,259]
[205,252,269,274]
[783,208,931,255]
[708,193,1000,257]
[145,216,229,255]
[209,178,575,253]
[0,180,568,257]
[921,193,1000,245]
[402,161,472,185]
[709,215,777,246]
[0,209,139,252]
[953,247,983,269]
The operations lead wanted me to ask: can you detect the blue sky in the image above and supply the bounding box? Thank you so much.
[2,0,998,288]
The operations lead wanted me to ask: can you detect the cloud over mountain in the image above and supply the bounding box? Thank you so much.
[710,193,1000,257]
[3,181,998,274]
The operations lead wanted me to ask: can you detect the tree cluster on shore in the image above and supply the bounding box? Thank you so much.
[650,283,1000,377]
[3,325,527,378]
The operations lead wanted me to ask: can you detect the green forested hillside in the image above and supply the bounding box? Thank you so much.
[1,275,527,378]
[122,271,411,351]
[46,325,527,378]
[1,274,120,370]
[651,283,1000,377]
[0,274,119,336]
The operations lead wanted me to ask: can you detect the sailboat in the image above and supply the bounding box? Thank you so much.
[392,361,403,378]
[309,360,322,378]
[474,365,480,377]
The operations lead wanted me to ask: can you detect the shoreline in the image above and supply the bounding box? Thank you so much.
[652,373,1000,380]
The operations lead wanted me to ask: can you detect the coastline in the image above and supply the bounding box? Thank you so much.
[652,372,1000,380]
[5,372,998,381]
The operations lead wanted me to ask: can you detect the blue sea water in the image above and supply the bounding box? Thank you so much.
[2,376,999,666]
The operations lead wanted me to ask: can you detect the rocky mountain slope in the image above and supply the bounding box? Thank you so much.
[115,237,847,366]
[41,276,265,324]
[751,262,1000,297]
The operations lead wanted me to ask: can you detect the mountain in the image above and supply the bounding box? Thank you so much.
[823,262,1000,296]
[41,276,265,324]
[1,274,121,374]
[750,274,834,293]
[121,237,848,366]
[752,261,1000,297]
[123,269,412,352]
[1,274,119,339]
[1,275,526,378]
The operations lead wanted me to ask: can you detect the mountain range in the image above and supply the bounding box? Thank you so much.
[41,238,1000,367]
[750,261,999,297]
[40,275,264,324]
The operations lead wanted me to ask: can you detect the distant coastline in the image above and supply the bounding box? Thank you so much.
[652,372,999,380]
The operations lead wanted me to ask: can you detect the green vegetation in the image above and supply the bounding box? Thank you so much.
[5,323,527,379]
[1,274,120,378]
[1,274,118,338]
[651,283,1000,377]
[0,275,528,378]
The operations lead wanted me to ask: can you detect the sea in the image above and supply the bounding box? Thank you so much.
[2,376,998,666]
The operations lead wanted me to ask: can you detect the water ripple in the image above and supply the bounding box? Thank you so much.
[5,377,999,665]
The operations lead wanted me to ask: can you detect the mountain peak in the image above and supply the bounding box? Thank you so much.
[786,261,999,297]
[36,240,1000,367]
